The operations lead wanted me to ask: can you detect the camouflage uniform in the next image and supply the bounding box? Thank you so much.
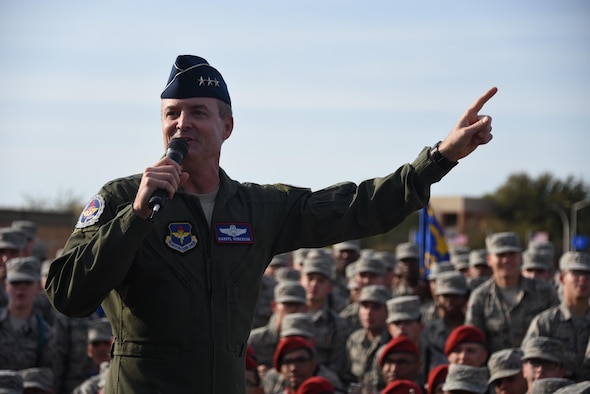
[72,361,110,394]
[420,319,451,372]
[0,257,57,377]
[248,281,307,368]
[0,307,57,372]
[309,302,352,381]
[345,328,391,388]
[0,370,24,393]
[18,367,54,393]
[522,252,590,382]
[339,301,361,333]
[523,303,590,381]
[466,276,559,354]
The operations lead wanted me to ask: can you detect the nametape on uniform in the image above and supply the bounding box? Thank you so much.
[215,223,253,244]
[165,222,198,253]
[76,194,105,228]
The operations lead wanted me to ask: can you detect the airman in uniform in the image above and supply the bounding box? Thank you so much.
[466,232,559,353]
[522,251,590,381]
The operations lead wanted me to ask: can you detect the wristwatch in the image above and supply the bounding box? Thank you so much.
[429,141,458,171]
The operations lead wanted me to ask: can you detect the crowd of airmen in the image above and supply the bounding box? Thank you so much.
[1,220,589,394]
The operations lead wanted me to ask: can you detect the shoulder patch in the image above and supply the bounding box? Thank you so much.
[76,194,106,228]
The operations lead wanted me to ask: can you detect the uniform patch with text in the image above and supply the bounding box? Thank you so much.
[214,223,253,244]
[165,222,198,253]
[76,194,105,228]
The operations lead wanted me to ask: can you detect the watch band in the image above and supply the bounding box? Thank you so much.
[429,141,458,171]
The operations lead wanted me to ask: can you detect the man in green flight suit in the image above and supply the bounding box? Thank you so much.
[45,54,497,393]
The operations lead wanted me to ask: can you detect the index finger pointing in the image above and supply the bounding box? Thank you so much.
[469,87,498,113]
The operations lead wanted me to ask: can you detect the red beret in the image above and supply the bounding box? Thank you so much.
[426,364,448,394]
[378,336,420,367]
[273,336,315,370]
[382,379,423,394]
[444,325,485,355]
[296,376,335,394]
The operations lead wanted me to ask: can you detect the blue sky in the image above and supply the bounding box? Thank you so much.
[1,1,588,209]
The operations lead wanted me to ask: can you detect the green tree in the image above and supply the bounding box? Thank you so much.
[486,172,590,255]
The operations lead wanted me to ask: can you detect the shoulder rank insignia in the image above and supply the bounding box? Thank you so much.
[215,223,253,244]
[76,194,105,229]
[165,222,198,253]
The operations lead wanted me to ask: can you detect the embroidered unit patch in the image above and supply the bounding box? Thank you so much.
[76,194,105,228]
[165,222,198,253]
[215,223,253,244]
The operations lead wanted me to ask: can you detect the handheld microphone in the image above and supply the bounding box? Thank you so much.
[148,138,189,218]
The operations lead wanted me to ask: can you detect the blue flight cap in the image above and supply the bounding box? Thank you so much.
[161,55,231,106]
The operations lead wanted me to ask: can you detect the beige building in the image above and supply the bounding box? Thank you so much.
[430,196,496,247]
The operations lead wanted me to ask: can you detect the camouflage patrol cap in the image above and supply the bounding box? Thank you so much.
[487,348,524,384]
[559,251,590,273]
[88,317,113,343]
[0,228,26,251]
[468,249,488,267]
[6,256,40,283]
[280,312,314,338]
[522,249,553,271]
[302,252,334,279]
[554,381,590,394]
[274,281,306,304]
[435,271,468,296]
[386,295,421,323]
[0,370,24,394]
[441,364,489,394]
[373,251,396,270]
[528,240,555,260]
[451,253,470,271]
[292,248,310,267]
[359,284,392,305]
[450,245,470,257]
[395,242,419,260]
[427,260,455,280]
[521,336,565,364]
[345,261,358,279]
[532,378,574,394]
[486,232,522,255]
[332,239,361,253]
[11,220,37,240]
[269,253,290,267]
[18,367,53,392]
[275,267,301,282]
[354,256,385,276]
